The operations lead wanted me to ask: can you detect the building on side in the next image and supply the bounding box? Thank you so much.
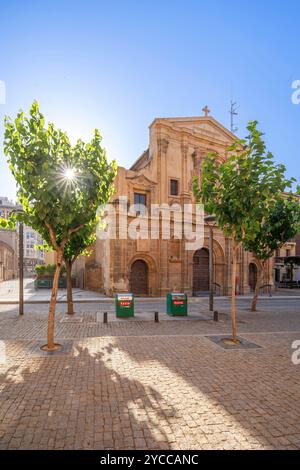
[23,225,45,275]
[274,238,300,287]
[0,197,45,279]
[0,197,19,281]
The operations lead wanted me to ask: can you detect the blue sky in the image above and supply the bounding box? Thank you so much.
[0,0,299,200]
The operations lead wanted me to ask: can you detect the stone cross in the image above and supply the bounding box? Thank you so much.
[202,105,210,117]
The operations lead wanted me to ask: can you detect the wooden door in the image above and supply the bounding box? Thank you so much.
[193,248,209,294]
[130,260,148,295]
[249,263,257,291]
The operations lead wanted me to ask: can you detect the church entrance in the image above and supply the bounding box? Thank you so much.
[249,263,258,291]
[130,260,149,296]
[193,248,209,295]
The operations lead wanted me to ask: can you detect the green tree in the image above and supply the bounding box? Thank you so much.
[244,196,300,311]
[63,219,97,315]
[3,101,116,350]
[193,121,294,343]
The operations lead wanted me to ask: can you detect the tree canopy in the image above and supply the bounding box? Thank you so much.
[193,121,295,244]
[243,196,300,260]
[2,100,117,349]
[3,100,117,251]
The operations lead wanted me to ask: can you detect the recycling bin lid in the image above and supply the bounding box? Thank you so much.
[116,293,133,299]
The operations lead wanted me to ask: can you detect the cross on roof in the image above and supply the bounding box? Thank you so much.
[202,105,210,117]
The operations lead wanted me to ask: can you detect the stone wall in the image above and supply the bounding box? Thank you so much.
[84,265,103,292]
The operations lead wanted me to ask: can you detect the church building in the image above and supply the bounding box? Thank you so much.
[73,108,295,296]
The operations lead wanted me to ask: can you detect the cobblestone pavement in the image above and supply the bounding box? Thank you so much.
[0,307,300,450]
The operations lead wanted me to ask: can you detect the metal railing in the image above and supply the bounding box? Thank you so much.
[213,282,222,296]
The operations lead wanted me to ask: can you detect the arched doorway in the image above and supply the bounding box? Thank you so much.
[249,263,258,291]
[193,248,209,295]
[130,260,148,295]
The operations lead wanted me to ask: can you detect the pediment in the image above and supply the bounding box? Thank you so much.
[126,172,157,187]
[152,116,236,145]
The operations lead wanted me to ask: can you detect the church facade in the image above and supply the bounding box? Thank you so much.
[73,110,296,296]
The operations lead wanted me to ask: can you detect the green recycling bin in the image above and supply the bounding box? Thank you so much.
[34,278,52,289]
[115,293,134,318]
[167,293,188,316]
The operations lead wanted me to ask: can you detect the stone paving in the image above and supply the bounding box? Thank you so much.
[0,306,300,450]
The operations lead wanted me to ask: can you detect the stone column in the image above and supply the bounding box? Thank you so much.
[157,137,169,295]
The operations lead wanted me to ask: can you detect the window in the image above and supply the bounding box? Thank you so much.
[170,179,179,196]
[134,192,146,206]
[134,193,147,215]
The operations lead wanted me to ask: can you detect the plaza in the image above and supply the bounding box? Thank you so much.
[1,1,300,457]
[0,289,299,450]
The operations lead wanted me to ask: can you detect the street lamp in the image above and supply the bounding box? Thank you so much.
[204,215,216,312]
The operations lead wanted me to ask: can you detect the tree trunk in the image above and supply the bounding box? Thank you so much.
[231,237,238,343]
[45,249,63,350]
[66,260,74,315]
[251,260,265,312]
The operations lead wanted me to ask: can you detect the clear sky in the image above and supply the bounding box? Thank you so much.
[1,0,299,200]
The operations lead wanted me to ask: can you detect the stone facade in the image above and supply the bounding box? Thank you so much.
[80,112,290,296]
[0,198,19,281]
[0,197,45,279]
[0,231,18,281]
[273,239,298,285]
[23,225,45,275]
